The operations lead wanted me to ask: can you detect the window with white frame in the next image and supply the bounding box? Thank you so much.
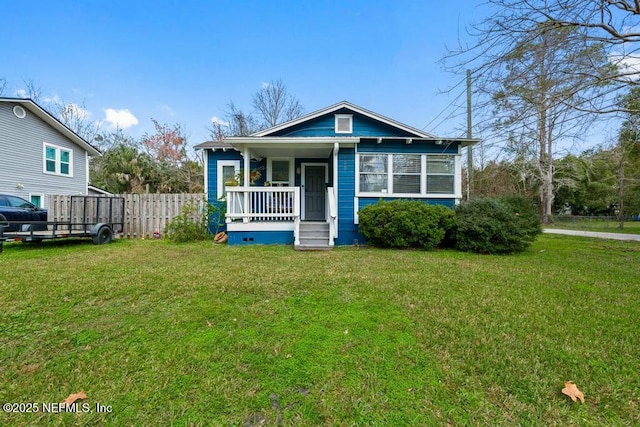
[217,160,240,198]
[267,159,293,186]
[426,156,455,194]
[335,114,353,134]
[29,193,44,208]
[358,153,455,195]
[359,154,388,192]
[43,143,73,176]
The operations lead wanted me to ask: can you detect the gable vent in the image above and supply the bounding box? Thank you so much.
[335,114,353,134]
[13,105,26,118]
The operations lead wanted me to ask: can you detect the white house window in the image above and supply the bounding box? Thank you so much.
[43,143,73,177]
[359,154,388,192]
[217,160,240,198]
[358,153,456,196]
[393,154,421,194]
[426,156,455,194]
[335,114,353,134]
[267,159,294,186]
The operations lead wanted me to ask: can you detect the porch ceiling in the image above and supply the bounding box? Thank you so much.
[248,144,334,159]
[226,136,358,159]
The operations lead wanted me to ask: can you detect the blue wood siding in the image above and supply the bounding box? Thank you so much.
[206,149,243,203]
[336,147,361,245]
[294,158,332,186]
[357,139,460,154]
[358,197,456,210]
[228,230,294,245]
[268,110,419,138]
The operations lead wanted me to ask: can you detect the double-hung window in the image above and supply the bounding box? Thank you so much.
[43,143,73,177]
[426,156,455,194]
[217,160,240,199]
[267,159,293,186]
[358,153,455,196]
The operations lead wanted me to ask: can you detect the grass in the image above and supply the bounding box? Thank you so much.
[1,236,639,425]
[546,218,640,234]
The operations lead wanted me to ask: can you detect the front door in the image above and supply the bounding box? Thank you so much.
[304,165,326,220]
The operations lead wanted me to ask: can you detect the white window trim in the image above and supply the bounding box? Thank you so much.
[356,153,460,198]
[266,158,295,186]
[335,114,353,134]
[29,193,45,208]
[43,142,74,177]
[217,160,240,199]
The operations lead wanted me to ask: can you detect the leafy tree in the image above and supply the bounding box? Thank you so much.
[138,119,203,193]
[91,142,154,194]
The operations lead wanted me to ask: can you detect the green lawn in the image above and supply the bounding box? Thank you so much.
[546,219,640,234]
[1,236,639,425]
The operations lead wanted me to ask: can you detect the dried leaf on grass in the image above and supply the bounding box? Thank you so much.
[62,391,87,407]
[562,381,584,403]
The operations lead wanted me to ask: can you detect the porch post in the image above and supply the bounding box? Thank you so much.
[333,142,339,238]
[243,147,251,223]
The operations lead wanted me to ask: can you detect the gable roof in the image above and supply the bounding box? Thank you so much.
[0,97,102,157]
[252,101,437,139]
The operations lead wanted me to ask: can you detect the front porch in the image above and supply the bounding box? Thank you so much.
[225,186,337,249]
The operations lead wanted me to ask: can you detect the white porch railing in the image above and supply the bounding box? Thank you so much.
[327,186,337,246]
[226,187,300,223]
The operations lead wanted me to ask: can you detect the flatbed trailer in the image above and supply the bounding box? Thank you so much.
[0,196,125,253]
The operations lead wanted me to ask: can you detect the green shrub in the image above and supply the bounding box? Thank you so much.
[358,200,454,250]
[455,196,541,254]
[432,204,457,248]
[165,200,213,243]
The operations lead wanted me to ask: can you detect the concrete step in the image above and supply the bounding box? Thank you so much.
[299,236,329,244]
[299,222,329,232]
[295,244,332,251]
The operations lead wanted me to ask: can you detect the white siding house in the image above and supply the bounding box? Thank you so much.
[0,98,101,208]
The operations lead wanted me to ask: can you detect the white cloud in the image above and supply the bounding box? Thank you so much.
[62,103,91,120]
[211,115,229,127]
[104,108,139,129]
[261,81,270,89]
[160,104,175,117]
[609,51,640,81]
[14,89,27,98]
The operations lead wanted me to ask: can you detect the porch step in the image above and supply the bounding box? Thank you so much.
[295,221,332,250]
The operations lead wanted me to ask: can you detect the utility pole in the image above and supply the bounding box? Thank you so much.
[466,69,473,200]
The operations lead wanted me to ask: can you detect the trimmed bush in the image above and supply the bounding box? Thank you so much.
[358,200,454,250]
[455,196,541,254]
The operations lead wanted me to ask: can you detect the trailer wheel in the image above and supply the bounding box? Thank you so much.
[93,226,113,245]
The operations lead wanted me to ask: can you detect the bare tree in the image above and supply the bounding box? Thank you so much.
[48,98,102,143]
[21,79,43,102]
[0,78,7,96]
[446,19,615,222]
[444,1,640,114]
[252,79,304,128]
[225,101,261,136]
[209,81,304,138]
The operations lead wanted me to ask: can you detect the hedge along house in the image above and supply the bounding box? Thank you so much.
[195,101,478,249]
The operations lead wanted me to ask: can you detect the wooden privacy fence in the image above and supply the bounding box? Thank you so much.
[48,193,206,238]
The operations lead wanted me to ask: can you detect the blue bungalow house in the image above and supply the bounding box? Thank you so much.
[195,101,478,249]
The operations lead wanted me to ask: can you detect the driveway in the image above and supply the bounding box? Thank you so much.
[543,229,640,241]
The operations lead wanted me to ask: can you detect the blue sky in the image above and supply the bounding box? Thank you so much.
[1,1,485,148]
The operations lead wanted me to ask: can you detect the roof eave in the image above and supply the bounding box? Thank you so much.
[0,97,102,157]
[251,101,437,139]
